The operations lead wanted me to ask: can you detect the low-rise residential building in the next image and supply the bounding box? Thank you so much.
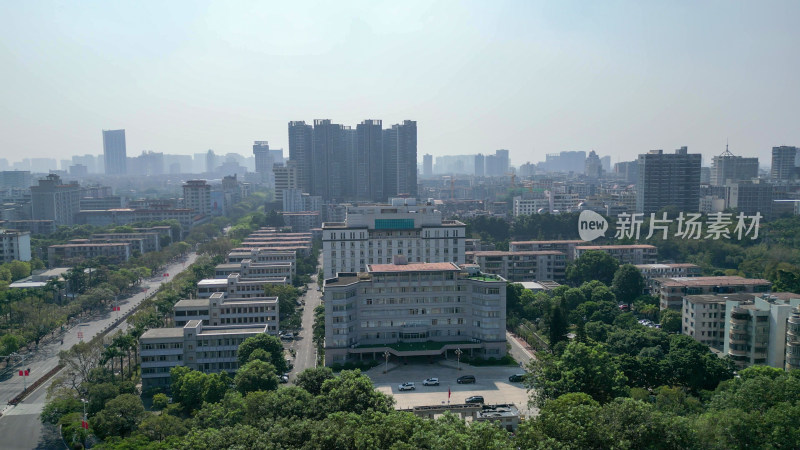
[76,208,199,231]
[214,260,294,283]
[509,240,586,261]
[467,250,566,281]
[636,263,702,294]
[574,244,658,265]
[464,239,495,253]
[323,261,506,366]
[653,276,772,310]
[91,232,161,253]
[233,244,311,257]
[512,197,551,216]
[226,249,296,265]
[0,228,31,262]
[0,220,56,235]
[139,321,270,391]
[724,293,800,369]
[79,196,122,210]
[196,273,287,298]
[282,211,321,233]
[682,293,753,349]
[173,292,279,332]
[48,242,130,266]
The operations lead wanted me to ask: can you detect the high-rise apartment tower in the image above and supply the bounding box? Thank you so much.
[102,129,127,175]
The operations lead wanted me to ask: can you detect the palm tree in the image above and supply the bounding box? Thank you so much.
[44,278,65,305]
[111,334,130,378]
[101,346,122,381]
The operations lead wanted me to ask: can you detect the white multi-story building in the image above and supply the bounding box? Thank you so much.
[323,261,506,365]
[653,276,772,310]
[0,229,31,263]
[139,321,269,391]
[196,273,287,298]
[173,292,279,332]
[91,232,161,253]
[724,293,800,369]
[182,180,211,216]
[48,242,131,266]
[322,200,466,279]
[636,263,701,294]
[226,249,296,266]
[574,244,658,265]
[512,197,550,216]
[510,240,586,261]
[512,193,582,216]
[681,293,752,349]
[214,260,294,283]
[467,250,566,282]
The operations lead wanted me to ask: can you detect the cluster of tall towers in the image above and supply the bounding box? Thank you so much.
[288,119,417,202]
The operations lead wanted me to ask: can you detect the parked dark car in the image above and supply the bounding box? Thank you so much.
[457,375,476,384]
[465,395,484,404]
[509,373,525,382]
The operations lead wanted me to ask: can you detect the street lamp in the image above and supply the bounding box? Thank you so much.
[80,398,89,440]
[455,348,462,371]
[383,351,390,374]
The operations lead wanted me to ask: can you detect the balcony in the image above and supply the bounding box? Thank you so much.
[727,348,749,357]
[728,336,748,345]
[729,316,749,326]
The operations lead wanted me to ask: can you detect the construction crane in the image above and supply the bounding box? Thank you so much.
[505,172,516,187]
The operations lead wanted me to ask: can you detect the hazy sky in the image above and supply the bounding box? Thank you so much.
[1,1,798,166]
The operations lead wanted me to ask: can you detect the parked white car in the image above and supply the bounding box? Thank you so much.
[422,378,439,386]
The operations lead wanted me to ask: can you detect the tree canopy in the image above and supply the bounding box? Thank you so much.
[566,250,620,286]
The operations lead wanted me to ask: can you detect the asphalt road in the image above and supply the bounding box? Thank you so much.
[0,375,63,449]
[0,252,198,448]
[287,274,322,379]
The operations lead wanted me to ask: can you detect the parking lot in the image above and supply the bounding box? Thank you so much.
[363,359,538,417]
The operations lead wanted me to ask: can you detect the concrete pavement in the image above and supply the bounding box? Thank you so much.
[0,252,198,446]
[506,331,536,368]
[366,360,537,417]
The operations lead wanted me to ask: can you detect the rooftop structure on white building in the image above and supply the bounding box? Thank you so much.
[322,198,466,279]
[323,259,506,366]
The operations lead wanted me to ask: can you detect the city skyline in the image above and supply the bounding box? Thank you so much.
[2,2,799,165]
